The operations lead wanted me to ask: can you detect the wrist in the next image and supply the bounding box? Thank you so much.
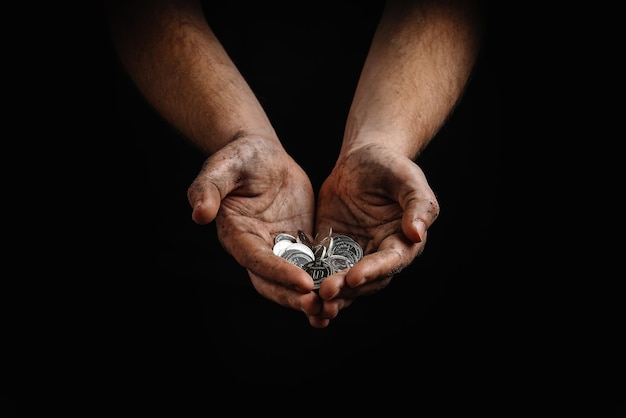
[339,129,425,160]
[196,127,280,156]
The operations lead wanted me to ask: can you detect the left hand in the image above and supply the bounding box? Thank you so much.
[309,143,440,323]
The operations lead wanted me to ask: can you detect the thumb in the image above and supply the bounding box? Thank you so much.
[186,150,244,224]
[402,212,427,243]
[392,163,439,244]
[188,181,221,225]
[400,193,439,243]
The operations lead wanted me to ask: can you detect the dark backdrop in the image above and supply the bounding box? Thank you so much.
[1,2,529,406]
[8,1,623,413]
[95,1,511,388]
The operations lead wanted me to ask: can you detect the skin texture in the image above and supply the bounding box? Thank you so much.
[104,0,484,328]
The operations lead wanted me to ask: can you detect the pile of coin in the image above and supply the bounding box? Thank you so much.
[273,229,363,289]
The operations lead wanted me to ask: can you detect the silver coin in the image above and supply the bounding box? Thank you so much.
[313,226,333,244]
[274,233,296,244]
[283,242,315,260]
[325,236,334,256]
[329,235,363,264]
[272,239,294,256]
[314,235,333,258]
[326,254,353,271]
[282,248,315,268]
[296,230,314,249]
[302,259,335,289]
[313,244,327,260]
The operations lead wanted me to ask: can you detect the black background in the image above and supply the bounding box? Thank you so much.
[96,0,511,386]
[19,0,517,388]
[6,0,622,413]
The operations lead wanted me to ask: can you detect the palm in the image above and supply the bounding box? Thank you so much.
[188,136,316,295]
[216,157,315,261]
[317,145,419,254]
[314,144,438,295]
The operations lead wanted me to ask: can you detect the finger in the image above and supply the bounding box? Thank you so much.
[249,268,322,315]
[189,182,221,225]
[300,291,324,316]
[187,148,245,224]
[303,294,349,328]
[316,270,348,300]
[318,296,352,318]
[307,315,330,329]
[316,273,364,309]
[396,167,440,243]
[245,246,317,293]
[344,235,420,288]
[322,263,394,298]
[400,193,437,243]
[402,216,428,244]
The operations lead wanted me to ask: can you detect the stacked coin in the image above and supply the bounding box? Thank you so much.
[273,230,363,289]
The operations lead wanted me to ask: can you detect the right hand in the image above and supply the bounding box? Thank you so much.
[187,135,327,326]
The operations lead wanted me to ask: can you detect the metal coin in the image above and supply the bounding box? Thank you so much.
[296,230,314,249]
[274,233,296,244]
[326,254,353,271]
[313,226,333,244]
[325,236,334,256]
[272,239,294,256]
[282,248,315,268]
[313,244,326,260]
[302,259,335,289]
[283,242,315,260]
[314,235,333,258]
[329,235,363,265]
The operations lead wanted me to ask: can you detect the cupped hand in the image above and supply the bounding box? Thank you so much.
[312,143,440,321]
[187,135,328,327]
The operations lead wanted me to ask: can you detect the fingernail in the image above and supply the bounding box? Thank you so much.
[414,220,426,242]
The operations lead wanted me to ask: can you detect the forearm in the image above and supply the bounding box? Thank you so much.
[104,0,276,155]
[341,0,484,159]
